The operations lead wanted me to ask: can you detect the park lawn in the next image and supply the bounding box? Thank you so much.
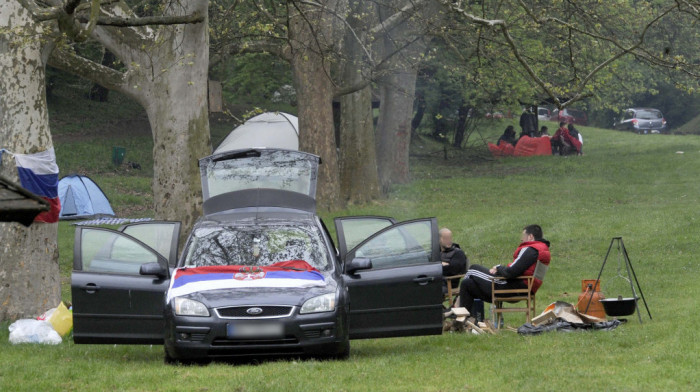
[2,121,700,391]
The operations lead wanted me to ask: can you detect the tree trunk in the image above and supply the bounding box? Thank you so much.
[453,103,470,148]
[0,3,61,321]
[339,87,380,204]
[411,91,426,135]
[137,3,212,240]
[288,2,344,211]
[338,0,380,204]
[376,69,418,189]
[88,50,116,102]
[374,0,439,189]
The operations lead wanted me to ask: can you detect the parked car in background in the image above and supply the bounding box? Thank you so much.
[485,109,514,119]
[550,108,588,125]
[70,149,443,364]
[613,108,667,134]
[537,107,551,121]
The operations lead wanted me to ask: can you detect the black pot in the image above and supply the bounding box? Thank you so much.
[599,296,638,316]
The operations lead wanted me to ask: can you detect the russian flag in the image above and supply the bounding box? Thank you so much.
[14,147,61,223]
[166,260,326,302]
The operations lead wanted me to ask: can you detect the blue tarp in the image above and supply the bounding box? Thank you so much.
[58,175,115,220]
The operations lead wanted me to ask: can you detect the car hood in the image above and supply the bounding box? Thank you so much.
[180,282,338,308]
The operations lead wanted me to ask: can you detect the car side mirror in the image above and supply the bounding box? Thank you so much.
[346,257,372,274]
[140,262,167,279]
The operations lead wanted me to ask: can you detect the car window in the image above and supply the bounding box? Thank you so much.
[338,218,394,252]
[202,150,318,199]
[623,111,634,120]
[80,229,159,274]
[121,223,177,261]
[636,110,662,119]
[183,223,331,271]
[354,221,432,269]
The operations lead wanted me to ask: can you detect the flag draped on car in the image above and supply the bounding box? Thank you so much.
[13,147,61,223]
[166,260,326,302]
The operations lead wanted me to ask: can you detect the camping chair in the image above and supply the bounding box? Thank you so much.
[491,261,548,328]
[444,274,465,307]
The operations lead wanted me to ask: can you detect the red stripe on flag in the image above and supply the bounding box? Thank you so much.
[34,197,61,223]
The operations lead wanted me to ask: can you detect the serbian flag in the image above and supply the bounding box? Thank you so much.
[14,147,61,223]
[166,260,326,302]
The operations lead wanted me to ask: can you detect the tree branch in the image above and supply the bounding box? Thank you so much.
[48,46,128,96]
[211,39,290,68]
[16,0,63,22]
[369,0,431,35]
[76,12,204,27]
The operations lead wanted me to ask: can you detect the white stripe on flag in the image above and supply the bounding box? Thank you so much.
[14,147,58,175]
[166,277,327,302]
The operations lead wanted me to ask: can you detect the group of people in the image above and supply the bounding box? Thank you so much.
[439,225,551,318]
[497,121,583,156]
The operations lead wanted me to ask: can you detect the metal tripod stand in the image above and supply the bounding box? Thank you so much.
[586,237,652,323]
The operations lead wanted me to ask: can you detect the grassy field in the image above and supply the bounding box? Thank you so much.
[2,94,700,391]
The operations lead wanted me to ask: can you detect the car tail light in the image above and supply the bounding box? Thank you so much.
[631,119,638,125]
[662,118,667,125]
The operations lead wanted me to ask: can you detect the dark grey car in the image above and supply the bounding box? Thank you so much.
[71,149,444,363]
[613,108,667,134]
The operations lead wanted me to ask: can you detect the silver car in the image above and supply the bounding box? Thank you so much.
[614,108,667,134]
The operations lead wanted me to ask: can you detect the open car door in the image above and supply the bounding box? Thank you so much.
[333,216,396,258]
[341,218,443,339]
[71,222,179,344]
[118,221,181,267]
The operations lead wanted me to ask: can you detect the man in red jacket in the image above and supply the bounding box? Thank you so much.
[551,121,582,155]
[457,225,551,315]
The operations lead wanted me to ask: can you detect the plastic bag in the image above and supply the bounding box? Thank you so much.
[47,302,72,336]
[8,319,62,345]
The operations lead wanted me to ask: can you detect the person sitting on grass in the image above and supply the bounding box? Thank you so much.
[551,122,581,155]
[567,123,583,155]
[497,125,517,146]
[456,225,551,316]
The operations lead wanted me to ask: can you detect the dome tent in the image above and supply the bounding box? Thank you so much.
[214,112,299,153]
[58,175,115,220]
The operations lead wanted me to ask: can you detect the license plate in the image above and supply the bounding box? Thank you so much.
[227,322,283,338]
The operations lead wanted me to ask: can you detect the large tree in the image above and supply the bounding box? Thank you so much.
[213,0,442,208]
[0,0,208,320]
[37,0,210,238]
[0,2,61,320]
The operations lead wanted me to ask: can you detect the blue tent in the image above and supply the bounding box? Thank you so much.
[58,175,115,220]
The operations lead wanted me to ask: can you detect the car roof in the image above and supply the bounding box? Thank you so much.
[628,107,662,112]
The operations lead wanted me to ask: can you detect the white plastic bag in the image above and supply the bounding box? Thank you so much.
[8,319,62,345]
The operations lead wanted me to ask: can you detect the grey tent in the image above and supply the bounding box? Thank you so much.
[58,175,115,220]
[214,112,299,153]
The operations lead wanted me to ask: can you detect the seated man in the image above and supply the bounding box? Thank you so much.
[457,225,550,314]
[551,122,582,156]
[439,228,468,294]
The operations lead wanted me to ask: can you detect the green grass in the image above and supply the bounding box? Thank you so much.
[3,112,700,390]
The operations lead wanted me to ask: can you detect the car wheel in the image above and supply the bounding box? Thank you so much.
[164,349,177,365]
[329,339,350,361]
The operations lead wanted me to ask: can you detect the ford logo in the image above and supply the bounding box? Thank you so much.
[246,307,263,315]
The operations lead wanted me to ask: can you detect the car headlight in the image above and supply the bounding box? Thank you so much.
[173,297,210,317]
[300,293,336,314]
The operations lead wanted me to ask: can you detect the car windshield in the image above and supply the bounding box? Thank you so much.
[636,110,662,120]
[183,223,331,271]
